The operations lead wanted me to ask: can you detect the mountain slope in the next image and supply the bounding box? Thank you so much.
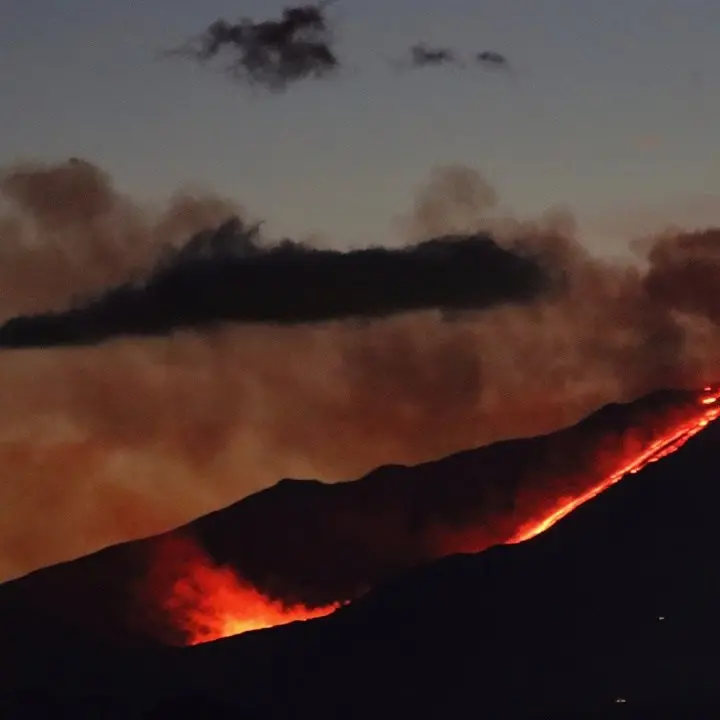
[3,392,719,718]
[0,388,713,658]
[140,406,720,717]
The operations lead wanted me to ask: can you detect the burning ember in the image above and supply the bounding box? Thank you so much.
[163,387,720,646]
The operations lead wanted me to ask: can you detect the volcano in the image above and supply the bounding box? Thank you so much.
[1,387,719,717]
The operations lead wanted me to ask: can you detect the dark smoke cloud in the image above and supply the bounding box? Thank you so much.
[476,51,510,69]
[405,44,461,69]
[394,45,511,73]
[163,2,513,91]
[0,219,547,348]
[166,3,339,91]
[0,157,241,322]
[163,3,514,91]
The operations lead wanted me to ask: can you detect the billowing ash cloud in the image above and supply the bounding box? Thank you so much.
[0,220,547,348]
[0,157,241,322]
[166,3,339,91]
[2,159,720,585]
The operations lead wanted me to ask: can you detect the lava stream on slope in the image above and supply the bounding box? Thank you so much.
[510,386,720,542]
[165,387,720,645]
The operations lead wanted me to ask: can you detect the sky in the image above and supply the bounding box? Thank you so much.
[2,0,720,255]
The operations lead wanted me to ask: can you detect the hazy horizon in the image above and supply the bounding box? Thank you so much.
[3,0,720,254]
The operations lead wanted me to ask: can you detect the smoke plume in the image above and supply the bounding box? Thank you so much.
[0,158,240,321]
[0,218,547,347]
[166,4,339,91]
[1,159,720,584]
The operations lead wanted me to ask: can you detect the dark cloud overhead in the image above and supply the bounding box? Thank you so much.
[163,3,513,90]
[406,44,461,68]
[0,219,548,348]
[392,45,512,73]
[389,44,514,78]
[165,3,339,91]
[476,50,509,67]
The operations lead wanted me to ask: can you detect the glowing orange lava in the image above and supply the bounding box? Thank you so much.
[167,387,720,646]
[509,387,720,543]
[181,569,339,645]
[157,536,342,645]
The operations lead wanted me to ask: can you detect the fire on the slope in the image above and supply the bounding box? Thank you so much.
[510,386,719,542]
[154,534,342,645]
[165,387,720,645]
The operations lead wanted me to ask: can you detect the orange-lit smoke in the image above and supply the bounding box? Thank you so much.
[4,159,720,587]
[165,387,720,644]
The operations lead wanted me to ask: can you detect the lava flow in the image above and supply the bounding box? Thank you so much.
[163,387,720,646]
[510,385,720,543]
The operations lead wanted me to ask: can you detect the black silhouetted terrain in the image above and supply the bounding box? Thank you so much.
[0,388,705,652]
[1,389,719,717]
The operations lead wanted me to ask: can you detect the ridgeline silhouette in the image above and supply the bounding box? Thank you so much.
[1,387,720,717]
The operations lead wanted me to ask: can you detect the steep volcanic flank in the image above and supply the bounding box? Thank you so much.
[160,401,720,718]
[0,386,717,657]
[3,385,720,717]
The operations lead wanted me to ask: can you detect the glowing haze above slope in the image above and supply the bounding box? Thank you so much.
[162,387,720,645]
[2,152,720,588]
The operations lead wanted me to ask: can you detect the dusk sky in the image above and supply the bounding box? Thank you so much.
[3,0,720,254]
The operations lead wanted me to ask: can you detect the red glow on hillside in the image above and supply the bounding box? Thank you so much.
[163,388,720,646]
[509,386,720,543]
[155,536,341,645]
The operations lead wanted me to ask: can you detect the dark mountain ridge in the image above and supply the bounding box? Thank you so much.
[142,408,720,717]
[3,397,719,718]
[0,388,710,663]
